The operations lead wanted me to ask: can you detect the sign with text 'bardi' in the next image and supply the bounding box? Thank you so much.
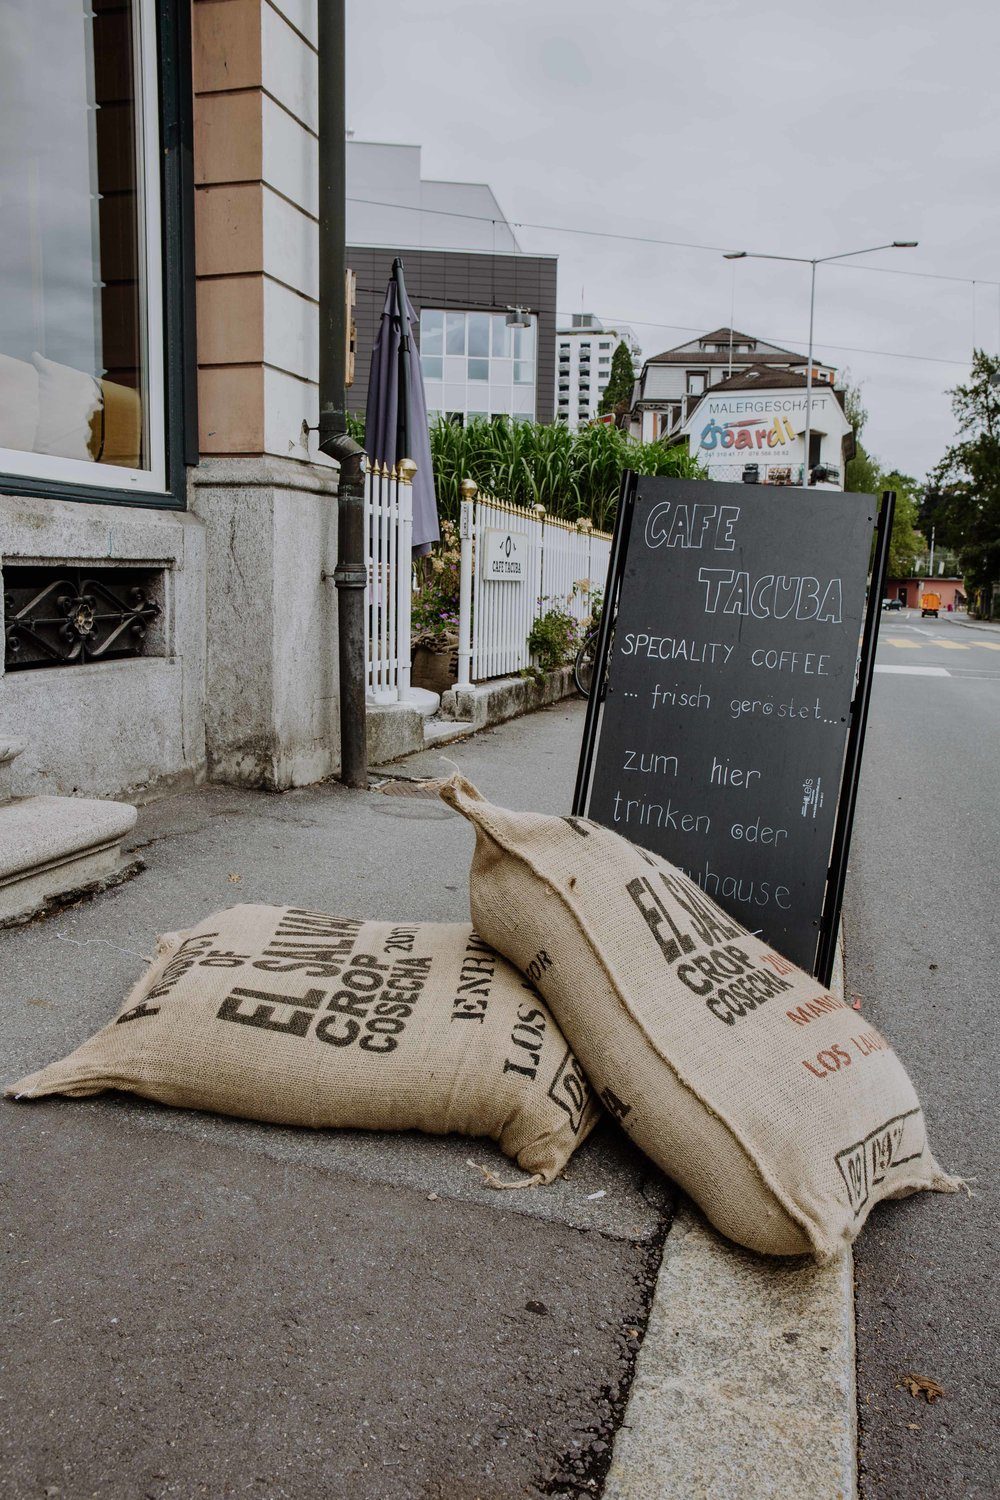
[583,475,878,970]
[481,528,528,580]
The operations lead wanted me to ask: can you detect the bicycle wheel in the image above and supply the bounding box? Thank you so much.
[574,633,596,697]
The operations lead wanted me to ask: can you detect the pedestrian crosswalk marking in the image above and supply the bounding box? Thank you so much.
[881,635,1000,652]
[875,665,950,677]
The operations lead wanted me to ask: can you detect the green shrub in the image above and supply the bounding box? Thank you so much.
[527,605,580,674]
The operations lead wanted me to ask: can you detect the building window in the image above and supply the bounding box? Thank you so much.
[420,309,537,421]
[0,0,178,502]
[513,321,534,385]
[686,372,707,395]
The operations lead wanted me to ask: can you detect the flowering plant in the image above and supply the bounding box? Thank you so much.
[412,520,461,647]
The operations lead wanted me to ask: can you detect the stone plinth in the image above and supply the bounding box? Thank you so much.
[0,796,138,925]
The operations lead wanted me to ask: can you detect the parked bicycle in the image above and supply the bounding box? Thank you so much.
[574,597,606,697]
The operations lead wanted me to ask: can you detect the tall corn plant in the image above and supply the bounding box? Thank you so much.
[429,416,704,530]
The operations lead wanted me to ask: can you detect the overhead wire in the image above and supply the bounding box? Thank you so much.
[350,284,976,369]
[347,197,1000,289]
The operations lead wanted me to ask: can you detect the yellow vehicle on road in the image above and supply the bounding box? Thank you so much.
[921,591,942,618]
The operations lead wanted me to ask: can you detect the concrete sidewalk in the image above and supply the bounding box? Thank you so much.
[0,702,856,1499]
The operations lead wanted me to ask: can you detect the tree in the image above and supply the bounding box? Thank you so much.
[598,340,637,421]
[881,470,926,577]
[842,377,926,575]
[925,350,1000,615]
[843,379,881,495]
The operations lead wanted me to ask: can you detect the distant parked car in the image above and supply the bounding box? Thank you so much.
[881,597,904,611]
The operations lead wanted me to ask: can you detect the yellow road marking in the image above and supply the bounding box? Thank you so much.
[931,640,970,650]
[970,641,1000,650]
[883,637,921,648]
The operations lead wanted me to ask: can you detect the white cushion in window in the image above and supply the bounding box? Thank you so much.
[0,352,41,454]
[31,352,101,462]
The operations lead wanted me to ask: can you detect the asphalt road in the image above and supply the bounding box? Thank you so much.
[847,610,1000,1499]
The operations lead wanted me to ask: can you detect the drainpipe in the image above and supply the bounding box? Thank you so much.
[317,0,367,788]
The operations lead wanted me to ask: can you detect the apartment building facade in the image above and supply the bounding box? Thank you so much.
[555,314,641,429]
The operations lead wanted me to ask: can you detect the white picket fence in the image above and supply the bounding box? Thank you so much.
[457,490,611,686]
[364,461,413,703]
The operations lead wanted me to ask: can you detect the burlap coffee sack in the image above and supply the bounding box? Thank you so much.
[440,775,960,1259]
[7,907,599,1184]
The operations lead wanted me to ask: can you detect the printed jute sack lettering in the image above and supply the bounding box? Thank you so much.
[7,906,599,1184]
[440,775,960,1259]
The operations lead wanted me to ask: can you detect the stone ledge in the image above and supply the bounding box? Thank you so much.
[439,665,576,731]
[366,702,426,765]
[0,796,139,925]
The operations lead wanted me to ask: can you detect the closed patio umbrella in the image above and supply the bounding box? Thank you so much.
[364,258,440,556]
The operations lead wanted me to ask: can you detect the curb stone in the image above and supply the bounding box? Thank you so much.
[603,943,856,1500]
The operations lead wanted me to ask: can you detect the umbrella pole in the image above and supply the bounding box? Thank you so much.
[393,257,411,464]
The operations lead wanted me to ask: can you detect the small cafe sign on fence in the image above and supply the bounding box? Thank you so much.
[481,528,528,581]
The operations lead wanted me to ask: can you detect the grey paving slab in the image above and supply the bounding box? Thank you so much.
[1,1104,661,1500]
[0,700,675,1499]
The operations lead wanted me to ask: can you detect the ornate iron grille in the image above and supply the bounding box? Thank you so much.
[3,565,163,671]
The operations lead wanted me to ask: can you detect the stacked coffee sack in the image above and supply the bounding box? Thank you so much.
[8,774,957,1258]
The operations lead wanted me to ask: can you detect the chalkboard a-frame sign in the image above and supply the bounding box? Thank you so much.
[573,473,894,984]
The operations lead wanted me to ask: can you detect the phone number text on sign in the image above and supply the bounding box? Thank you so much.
[481,529,528,581]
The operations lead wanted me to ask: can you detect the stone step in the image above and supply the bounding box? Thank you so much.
[0,795,139,926]
[422,718,475,749]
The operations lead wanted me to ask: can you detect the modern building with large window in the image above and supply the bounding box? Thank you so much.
[347,140,557,426]
[555,314,641,429]
[0,0,367,801]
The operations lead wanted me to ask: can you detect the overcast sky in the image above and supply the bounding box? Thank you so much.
[347,0,999,481]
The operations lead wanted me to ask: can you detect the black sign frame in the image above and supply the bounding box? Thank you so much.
[573,471,894,986]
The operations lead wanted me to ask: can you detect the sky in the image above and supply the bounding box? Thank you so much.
[346,0,1000,483]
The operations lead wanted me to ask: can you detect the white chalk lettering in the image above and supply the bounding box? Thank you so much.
[623,750,679,776]
[698,569,843,624]
[645,502,741,552]
[612,791,711,834]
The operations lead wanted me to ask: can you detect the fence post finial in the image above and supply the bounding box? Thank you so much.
[398,457,417,485]
[460,478,478,500]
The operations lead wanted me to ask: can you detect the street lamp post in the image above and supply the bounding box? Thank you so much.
[723,241,918,486]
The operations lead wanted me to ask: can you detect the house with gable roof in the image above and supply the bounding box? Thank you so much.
[679,365,855,488]
[629,326,837,443]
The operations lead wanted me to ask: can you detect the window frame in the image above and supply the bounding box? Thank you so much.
[0,0,194,512]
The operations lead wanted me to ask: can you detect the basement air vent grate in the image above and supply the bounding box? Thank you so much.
[3,564,163,672]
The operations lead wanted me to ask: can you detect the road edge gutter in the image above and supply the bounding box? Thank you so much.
[602,936,857,1500]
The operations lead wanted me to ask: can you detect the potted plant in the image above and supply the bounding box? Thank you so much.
[411,520,461,694]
